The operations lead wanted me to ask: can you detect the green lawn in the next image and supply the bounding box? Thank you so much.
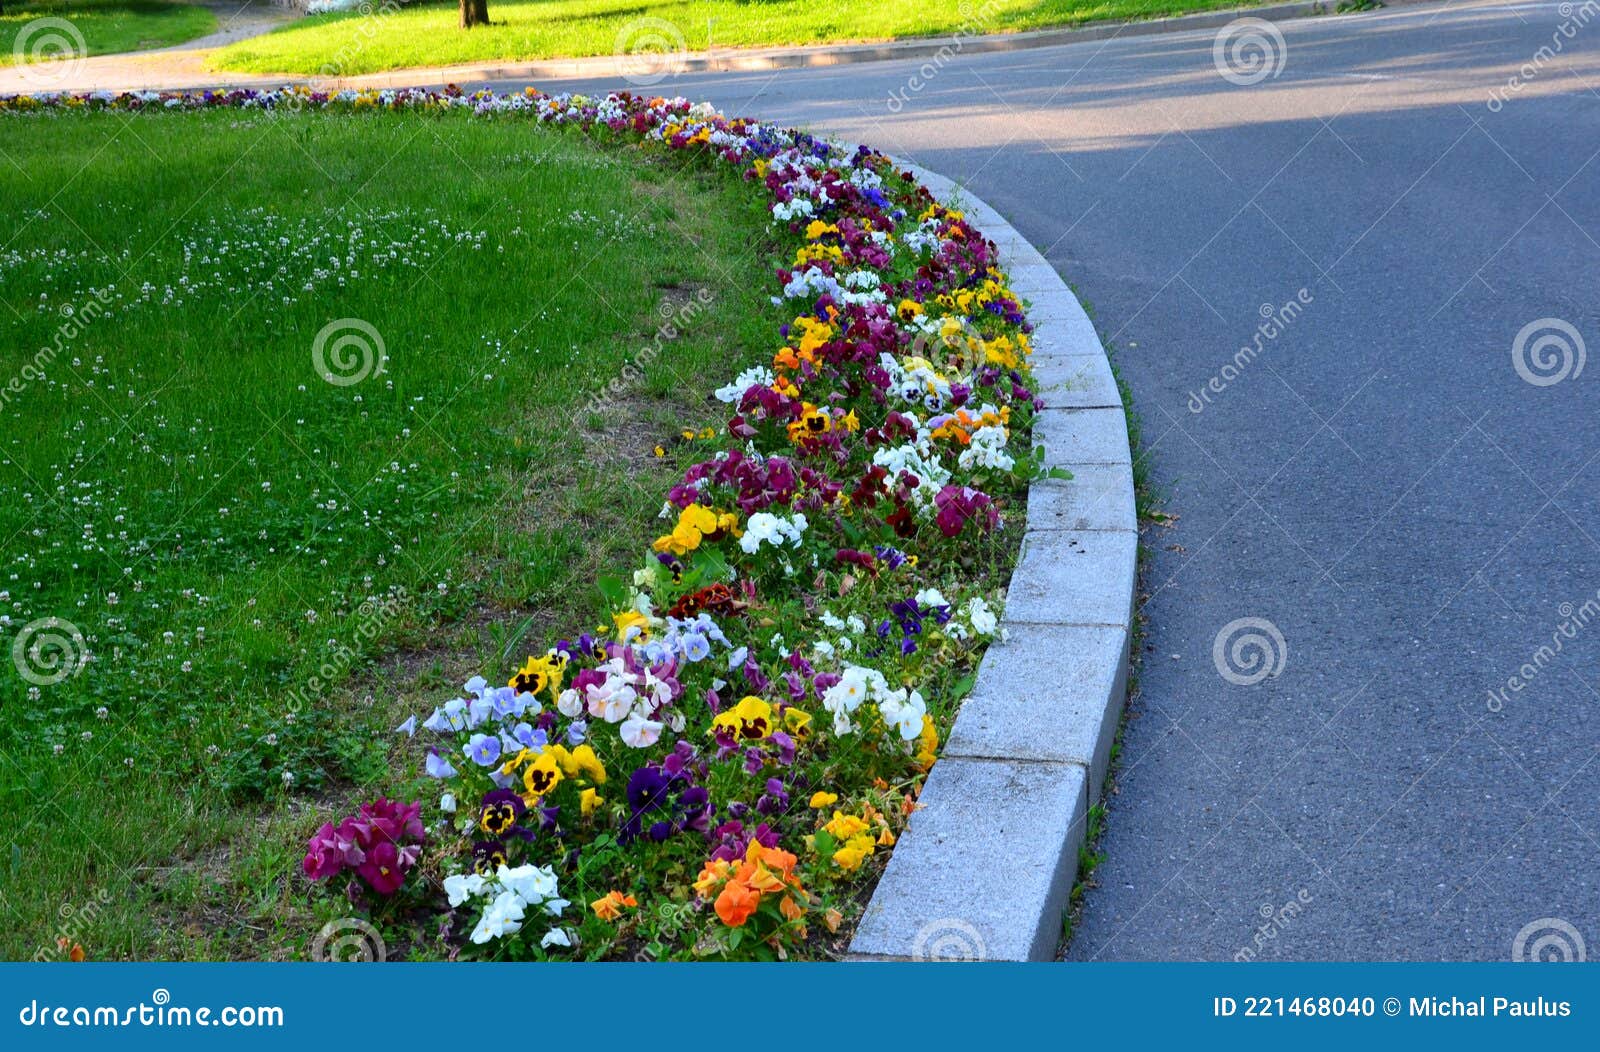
[210,0,1263,76]
[0,108,779,960]
[1,0,217,66]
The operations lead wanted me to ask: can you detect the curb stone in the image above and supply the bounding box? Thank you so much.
[847,160,1136,963]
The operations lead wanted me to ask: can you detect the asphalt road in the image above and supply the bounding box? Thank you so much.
[477,0,1600,960]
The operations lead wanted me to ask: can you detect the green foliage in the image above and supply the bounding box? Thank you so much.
[0,108,778,959]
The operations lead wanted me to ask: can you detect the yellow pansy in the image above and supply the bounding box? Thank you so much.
[832,833,877,872]
[711,695,774,740]
[785,708,813,736]
[521,751,563,798]
[824,811,870,840]
[613,608,651,641]
[559,743,607,784]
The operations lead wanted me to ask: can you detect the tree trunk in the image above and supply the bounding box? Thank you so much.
[459,0,488,28]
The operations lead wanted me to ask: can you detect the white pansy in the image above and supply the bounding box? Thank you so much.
[713,364,774,404]
[497,863,560,906]
[878,688,927,741]
[470,890,527,944]
[966,596,998,636]
[738,512,808,554]
[444,873,487,908]
[620,711,664,748]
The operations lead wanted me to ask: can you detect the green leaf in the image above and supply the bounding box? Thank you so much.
[596,575,628,611]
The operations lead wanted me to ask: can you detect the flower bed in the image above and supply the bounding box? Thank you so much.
[1,86,1050,960]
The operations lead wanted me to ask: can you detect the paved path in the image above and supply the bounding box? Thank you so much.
[472,0,1600,960]
[0,0,295,95]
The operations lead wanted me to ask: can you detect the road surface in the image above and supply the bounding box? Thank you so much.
[476,0,1600,960]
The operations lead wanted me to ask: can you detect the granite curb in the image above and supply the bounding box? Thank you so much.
[846,159,1137,963]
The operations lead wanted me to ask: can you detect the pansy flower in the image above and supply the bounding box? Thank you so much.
[478,789,526,836]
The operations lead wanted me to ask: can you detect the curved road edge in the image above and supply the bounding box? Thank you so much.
[848,159,1137,963]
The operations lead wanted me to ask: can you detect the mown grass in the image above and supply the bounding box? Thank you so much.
[0,107,781,960]
[210,0,1267,76]
[1,0,216,65]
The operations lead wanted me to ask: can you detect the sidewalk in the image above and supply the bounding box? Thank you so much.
[0,0,295,94]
